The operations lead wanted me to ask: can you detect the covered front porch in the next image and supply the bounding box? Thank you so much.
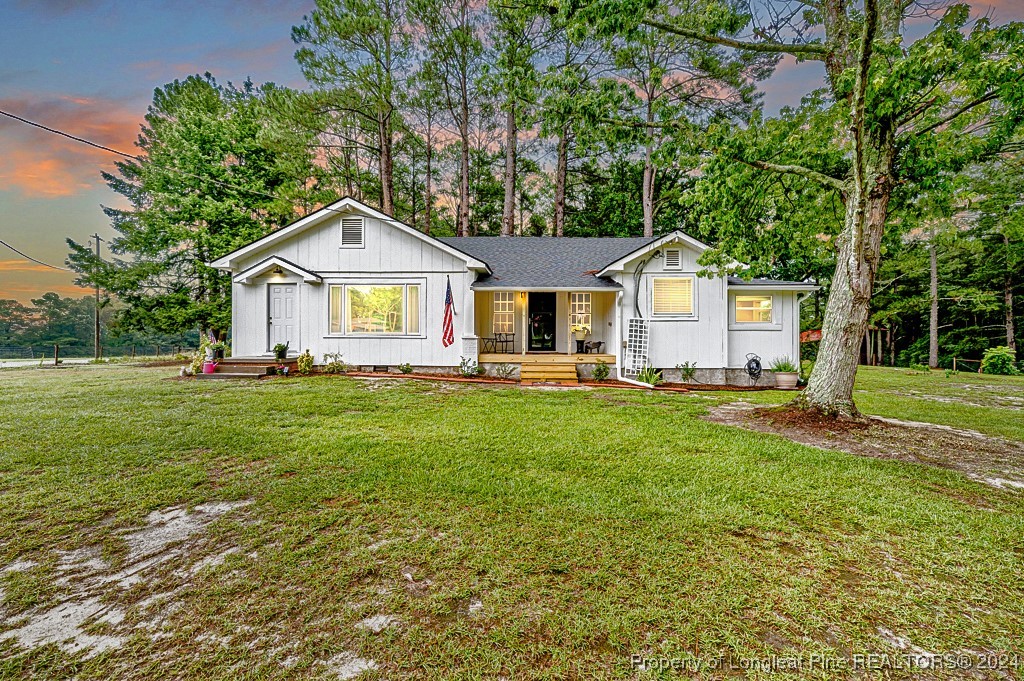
[473,288,619,359]
[479,352,617,365]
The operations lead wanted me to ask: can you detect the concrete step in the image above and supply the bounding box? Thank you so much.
[210,364,272,375]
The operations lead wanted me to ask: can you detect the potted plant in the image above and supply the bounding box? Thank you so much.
[273,342,289,360]
[770,356,799,389]
[571,324,589,353]
[210,341,227,360]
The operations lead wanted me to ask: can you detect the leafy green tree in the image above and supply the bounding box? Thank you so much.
[963,152,1024,354]
[0,300,32,346]
[293,0,413,214]
[574,0,1024,414]
[568,158,692,237]
[485,1,546,236]
[68,75,322,338]
[410,0,487,236]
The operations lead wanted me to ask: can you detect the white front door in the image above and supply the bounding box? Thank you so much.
[268,283,298,353]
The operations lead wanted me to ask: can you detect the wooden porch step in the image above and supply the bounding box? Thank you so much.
[195,371,264,380]
[520,363,579,385]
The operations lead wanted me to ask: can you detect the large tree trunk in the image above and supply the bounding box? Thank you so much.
[379,113,394,214]
[929,237,939,368]
[642,144,655,237]
[1006,235,1017,353]
[501,105,516,237]
[804,166,891,416]
[554,128,568,237]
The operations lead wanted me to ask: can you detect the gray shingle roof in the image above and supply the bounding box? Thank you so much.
[437,236,658,289]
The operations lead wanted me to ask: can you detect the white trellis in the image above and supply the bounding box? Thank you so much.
[623,318,649,376]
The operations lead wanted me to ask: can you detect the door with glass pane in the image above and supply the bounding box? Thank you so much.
[528,292,556,351]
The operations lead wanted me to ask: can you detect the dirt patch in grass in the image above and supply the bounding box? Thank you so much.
[0,500,253,658]
[705,402,1024,491]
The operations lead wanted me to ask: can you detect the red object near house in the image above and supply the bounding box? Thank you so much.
[800,329,822,343]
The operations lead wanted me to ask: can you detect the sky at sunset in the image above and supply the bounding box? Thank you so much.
[1,0,1022,303]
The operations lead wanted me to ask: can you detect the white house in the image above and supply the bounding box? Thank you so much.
[209,197,816,384]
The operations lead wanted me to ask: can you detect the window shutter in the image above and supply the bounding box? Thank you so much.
[341,217,364,247]
[664,249,682,270]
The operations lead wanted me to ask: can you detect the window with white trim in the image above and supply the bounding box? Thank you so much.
[493,291,514,333]
[569,292,591,332]
[340,217,364,248]
[734,295,773,323]
[328,283,420,334]
[663,248,682,270]
[652,277,694,316]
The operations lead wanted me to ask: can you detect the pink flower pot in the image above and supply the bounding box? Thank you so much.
[202,361,217,374]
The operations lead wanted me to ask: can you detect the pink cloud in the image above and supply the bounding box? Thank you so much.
[0,259,62,273]
[0,94,141,198]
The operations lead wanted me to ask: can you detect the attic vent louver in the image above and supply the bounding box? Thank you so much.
[664,248,682,270]
[341,217,364,248]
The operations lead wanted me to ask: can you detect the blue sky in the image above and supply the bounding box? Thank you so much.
[1,0,1021,302]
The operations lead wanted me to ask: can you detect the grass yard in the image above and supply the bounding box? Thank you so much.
[0,365,1022,679]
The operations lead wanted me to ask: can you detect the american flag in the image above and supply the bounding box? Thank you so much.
[442,276,455,347]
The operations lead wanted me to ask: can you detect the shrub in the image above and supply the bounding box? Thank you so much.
[635,366,663,386]
[296,349,314,375]
[494,363,516,380]
[769,356,798,373]
[459,357,484,377]
[981,346,1020,375]
[398,363,414,374]
[592,360,610,382]
[909,363,931,374]
[322,352,347,374]
[675,361,697,383]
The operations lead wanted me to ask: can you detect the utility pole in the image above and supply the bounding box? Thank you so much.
[92,233,103,361]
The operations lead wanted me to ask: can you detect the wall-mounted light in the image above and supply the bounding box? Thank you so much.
[520,291,526,300]
[272,266,284,276]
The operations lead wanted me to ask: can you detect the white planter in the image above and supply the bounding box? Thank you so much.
[774,372,799,390]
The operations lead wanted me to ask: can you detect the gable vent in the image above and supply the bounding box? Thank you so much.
[341,217,364,248]
[664,248,682,270]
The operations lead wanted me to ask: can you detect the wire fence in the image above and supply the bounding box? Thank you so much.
[0,345,198,361]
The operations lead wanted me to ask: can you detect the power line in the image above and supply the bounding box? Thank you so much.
[0,108,287,205]
[0,240,72,272]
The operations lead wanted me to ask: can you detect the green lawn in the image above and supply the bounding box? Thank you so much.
[0,366,1022,679]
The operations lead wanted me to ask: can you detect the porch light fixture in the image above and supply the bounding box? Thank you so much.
[520,291,526,300]
[272,266,284,276]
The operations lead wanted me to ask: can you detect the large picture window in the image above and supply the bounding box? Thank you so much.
[329,283,420,335]
[734,295,773,323]
[493,291,514,334]
[652,277,694,316]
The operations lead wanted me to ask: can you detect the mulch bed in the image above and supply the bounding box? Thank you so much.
[704,402,1024,490]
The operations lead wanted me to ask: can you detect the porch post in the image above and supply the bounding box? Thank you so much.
[460,277,478,364]
[521,291,528,356]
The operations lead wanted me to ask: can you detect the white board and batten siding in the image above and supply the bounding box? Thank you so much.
[614,244,729,369]
[726,291,801,368]
[230,211,473,367]
[611,243,805,370]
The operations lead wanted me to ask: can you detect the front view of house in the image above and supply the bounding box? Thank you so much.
[210,198,816,384]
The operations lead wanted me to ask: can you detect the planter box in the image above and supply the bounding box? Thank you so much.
[774,371,799,389]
